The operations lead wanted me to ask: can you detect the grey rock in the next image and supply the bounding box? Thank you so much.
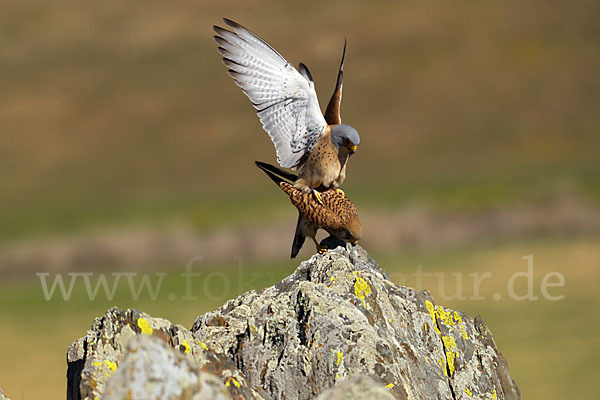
[191,245,520,400]
[315,374,396,400]
[0,388,9,400]
[67,308,268,400]
[102,335,229,399]
[67,245,519,400]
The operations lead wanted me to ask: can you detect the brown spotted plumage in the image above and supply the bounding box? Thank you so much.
[256,161,361,258]
[213,19,360,199]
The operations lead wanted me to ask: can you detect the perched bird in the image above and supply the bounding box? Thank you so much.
[256,161,362,258]
[214,19,360,204]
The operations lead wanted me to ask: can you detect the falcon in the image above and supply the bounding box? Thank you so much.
[256,161,362,258]
[214,19,360,203]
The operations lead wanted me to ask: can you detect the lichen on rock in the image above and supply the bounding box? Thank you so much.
[67,245,520,400]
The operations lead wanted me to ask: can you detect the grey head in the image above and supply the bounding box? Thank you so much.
[330,124,360,154]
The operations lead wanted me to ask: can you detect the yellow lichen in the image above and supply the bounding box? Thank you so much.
[438,357,447,376]
[442,336,459,376]
[425,301,469,340]
[386,383,394,389]
[198,340,208,350]
[491,389,497,400]
[182,339,190,354]
[425,301,441,334]
[137,318,153,335]
[353,276,372,308]
[465,387,472,397]
[105,360,117,372]
[330,276,335,282]
[231,378,241,388]
[331,349,344,366]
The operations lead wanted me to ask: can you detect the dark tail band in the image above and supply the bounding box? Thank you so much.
[255,161,298,184]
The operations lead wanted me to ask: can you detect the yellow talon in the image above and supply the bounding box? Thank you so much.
[318,246,328,254]
[335,189,345,197]
[312,190,324,205]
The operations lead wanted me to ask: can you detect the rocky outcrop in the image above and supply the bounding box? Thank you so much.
[67,308,267,400]
[0,388,9,400]
[315,375,396,400]
[101,335,230,399]
[67,245,520,399]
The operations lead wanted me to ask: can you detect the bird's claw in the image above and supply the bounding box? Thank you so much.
[335,188,345,197]
[318,245,328,254]
[312,190,324,205]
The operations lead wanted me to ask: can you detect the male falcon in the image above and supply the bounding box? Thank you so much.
[256,161,361,258]
[213,19,360,203]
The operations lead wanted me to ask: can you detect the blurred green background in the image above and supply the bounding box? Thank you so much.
[1,0,598,398]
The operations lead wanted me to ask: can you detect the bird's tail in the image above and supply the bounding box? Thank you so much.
[255,161,298,185]
[291,213,306,259]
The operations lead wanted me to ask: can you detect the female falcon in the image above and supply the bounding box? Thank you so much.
[213,19,360,202]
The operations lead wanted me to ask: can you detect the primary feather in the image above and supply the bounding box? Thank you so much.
[214,19,328,168]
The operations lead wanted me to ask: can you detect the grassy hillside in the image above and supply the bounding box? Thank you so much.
[1,0,599,241]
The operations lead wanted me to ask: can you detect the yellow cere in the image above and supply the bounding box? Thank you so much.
[182,339,190,354]
[386,383,394,389]
[137,318,153,335]
[442,336,459,376]
[465,387,472,396]
[353,275,372,308]
[198,340,208,350]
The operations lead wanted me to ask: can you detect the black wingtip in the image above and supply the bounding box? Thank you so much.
[222,17,237,27]
[298,62,313,82]
[341,39,347,70]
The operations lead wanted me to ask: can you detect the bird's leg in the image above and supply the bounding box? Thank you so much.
[335,188,345,197]
[312,237,328,254]
[311,189,324,205]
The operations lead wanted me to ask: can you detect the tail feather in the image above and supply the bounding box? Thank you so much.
[291,213,306,258]
[255,161,298,183]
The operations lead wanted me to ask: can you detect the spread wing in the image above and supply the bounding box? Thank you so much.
[214,18,328,168]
